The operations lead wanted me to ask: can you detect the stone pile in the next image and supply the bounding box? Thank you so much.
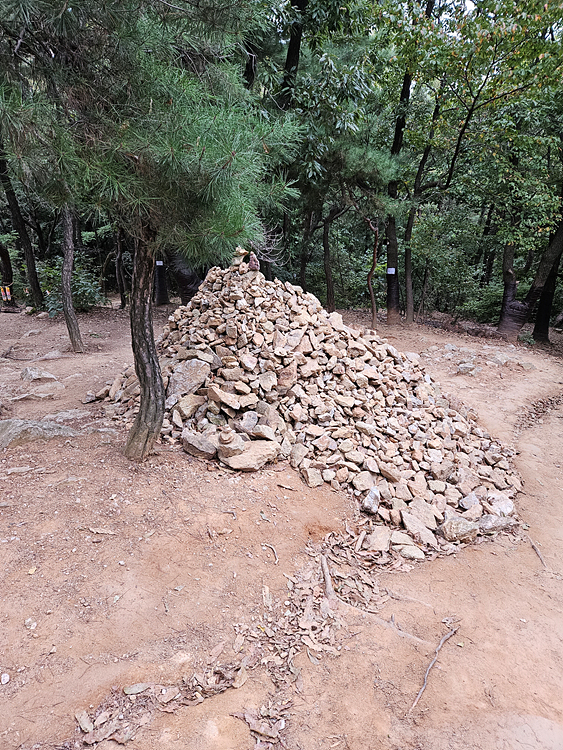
[99,250,521,558]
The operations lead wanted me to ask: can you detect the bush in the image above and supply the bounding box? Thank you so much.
[32,253,107,316]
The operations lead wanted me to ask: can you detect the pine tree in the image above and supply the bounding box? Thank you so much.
[0,0,298,459]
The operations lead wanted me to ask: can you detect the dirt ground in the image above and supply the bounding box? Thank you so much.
[0,302,562,750]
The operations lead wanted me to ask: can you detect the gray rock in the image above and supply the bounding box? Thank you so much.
[457,362,475,374]
[361,486,380,514]
[408,499,441,529]
[251,424,277,441]
[302,467,324,488]
[42,409,90,422]
[221,440,280,471]
[365,526,391,552]
[258,371,277,392]
[395,545,425,561]
[488,493,515,516]
[217,429,246,458]
[175,394,206,419]
[479,514,518,534]
[235,411,259,435]
[439,517,479,543]
[20,367,57,382]
[289,443,309,468]
[401,511,439,549]
[390,530,415,546]
[167,359,210,397]
[352,470,378,492]
[181,430,217,459]
[460,491,480,510]
[0,419,78,449]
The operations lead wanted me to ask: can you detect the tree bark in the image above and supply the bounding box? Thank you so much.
[0,140,44,309]
[498,219,563,339]
[299,208,315,291]
[124,229,165,461]
[497,248,527,339]
[278,0,308,109]
[403,93,441,324]
[61,206,85,352]
[532,250,562,343]
[404,208,415,324]
[385,216,401,324]
[366,227,379,330]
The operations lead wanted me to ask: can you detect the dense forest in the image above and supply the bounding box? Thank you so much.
[1,0,562,457]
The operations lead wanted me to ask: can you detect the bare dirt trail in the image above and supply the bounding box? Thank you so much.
[0,306,562,750]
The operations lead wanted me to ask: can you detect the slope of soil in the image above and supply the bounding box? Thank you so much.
[0,305,561,750]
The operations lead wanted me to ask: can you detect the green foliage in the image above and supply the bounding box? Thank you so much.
[32,254,106,317]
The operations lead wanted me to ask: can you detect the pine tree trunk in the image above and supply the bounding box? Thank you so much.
[385,215,401,324]
[61,206,85,352]
[124,229,165,461]
[533,251,562,343]
[0,141,44,309]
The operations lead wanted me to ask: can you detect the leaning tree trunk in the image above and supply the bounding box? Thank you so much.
[498,219,563,339]
[533,250,562,343]
[124,230,165,461]
[0,140,44,309]
[60,206,85,352]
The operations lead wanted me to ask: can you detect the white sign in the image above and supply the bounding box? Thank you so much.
[387,267,396,275]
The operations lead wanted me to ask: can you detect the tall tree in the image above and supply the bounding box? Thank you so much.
[1,0,297,460]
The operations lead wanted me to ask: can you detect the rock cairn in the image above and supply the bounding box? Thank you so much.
[99,251,521,557]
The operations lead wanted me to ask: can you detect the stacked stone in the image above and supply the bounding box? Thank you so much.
[100,252,521,557]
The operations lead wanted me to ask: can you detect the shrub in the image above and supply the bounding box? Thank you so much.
[32,253,107,316]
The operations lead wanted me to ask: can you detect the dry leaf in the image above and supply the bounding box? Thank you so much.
[233,666,248,688]
[207,641,225,663]
[233,633,245,653]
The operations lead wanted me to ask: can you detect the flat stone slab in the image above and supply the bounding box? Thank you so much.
[0,419,78,449]
[220,440,280,471]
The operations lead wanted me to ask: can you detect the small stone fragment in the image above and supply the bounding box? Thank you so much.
[396,545,425,560]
